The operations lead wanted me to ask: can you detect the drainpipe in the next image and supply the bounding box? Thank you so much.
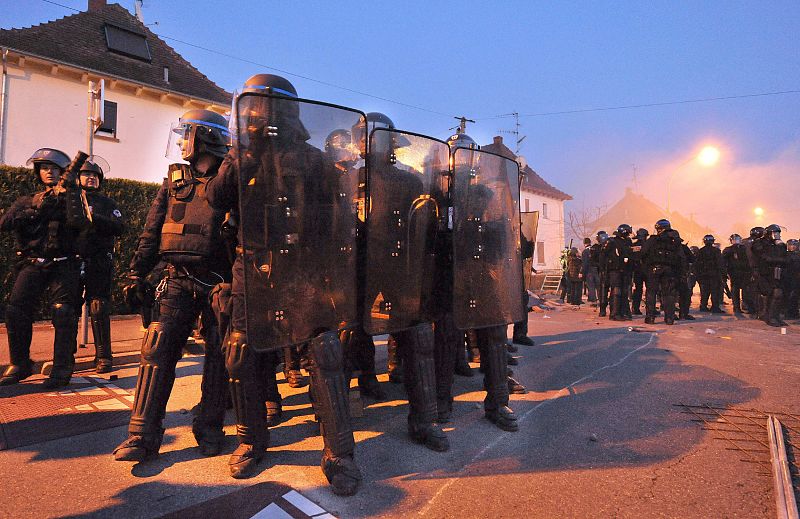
[0,47,8,164]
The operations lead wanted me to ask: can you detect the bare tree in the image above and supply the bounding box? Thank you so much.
[566,204,606,244]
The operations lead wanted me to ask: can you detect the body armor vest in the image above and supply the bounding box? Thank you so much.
[159,164,225,258]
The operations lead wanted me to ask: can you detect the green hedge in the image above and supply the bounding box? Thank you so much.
[0,165,160,321]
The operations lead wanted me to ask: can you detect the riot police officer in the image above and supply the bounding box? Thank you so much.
[743,227,765,316]
[591,231,610,316]
[696,234,725,313]
[786,239,800,319]
[630,228,649,315]
[642,219,685,325]
[676,238,695,320]
[722,234,751,315]
[1,148,87,388]
[206,74,362,495]
[751,224,787,326]
[601,224,633,321]
[113,110,232,462]
[355,111,449,452]
[77,158,125,373]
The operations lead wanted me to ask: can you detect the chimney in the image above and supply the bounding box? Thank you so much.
[493,136,503,145]
[88,0,107,11]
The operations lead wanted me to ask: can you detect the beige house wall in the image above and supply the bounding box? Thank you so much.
[1,51,228,184]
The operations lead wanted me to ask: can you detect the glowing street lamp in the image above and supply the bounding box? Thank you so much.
[666,145,721,214]
[754,207,764,217]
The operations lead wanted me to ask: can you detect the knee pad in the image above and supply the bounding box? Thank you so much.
[141,321,176,365]
[309,331,343,372]
[397,323,434,356]
[51,303,76,328]
[89,298,111,319]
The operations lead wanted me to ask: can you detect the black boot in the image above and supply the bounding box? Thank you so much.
[478,327,519,432]
[0,363,33,386]
[193,328,227,456]
[90,299,113,373]
[397,324,449,453]
[307,332,362,496]
[225,330,270,479]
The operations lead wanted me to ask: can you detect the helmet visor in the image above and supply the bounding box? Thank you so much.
[166,122,193,162]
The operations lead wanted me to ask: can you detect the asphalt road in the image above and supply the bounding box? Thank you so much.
[0,299,798,518]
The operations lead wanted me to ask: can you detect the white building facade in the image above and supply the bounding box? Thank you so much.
[0,1,230,182]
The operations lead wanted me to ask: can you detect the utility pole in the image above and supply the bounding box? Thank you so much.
[450,115,475,135]
[498,111,526,155]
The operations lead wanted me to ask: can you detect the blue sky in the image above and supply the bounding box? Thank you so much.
[3,0,799,236]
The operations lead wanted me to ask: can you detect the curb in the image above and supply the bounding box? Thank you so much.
[34,339,206,376]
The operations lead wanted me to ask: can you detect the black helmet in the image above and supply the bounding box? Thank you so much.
[636,228,649,239]
[729,233,742,244]
[749,226,765,239]
[616,224,632,237]
[352,112,410,156]
[655,219,671,235]
[765,224,782,241]
[596,230,608,243]
[27,148,70,182]
[167,109,231,162]
[703,234,715,245]
[787,239,798,251]
[242,74,298,98]
[237,74,309,143]
[78,155,110,189]
[324,129,356,163]
[690,245,700,254]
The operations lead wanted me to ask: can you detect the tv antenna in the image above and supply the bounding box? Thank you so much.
[497,111,527,155]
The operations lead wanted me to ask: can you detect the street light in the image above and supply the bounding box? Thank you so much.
[666,145,720,214]
[754,207,764,217]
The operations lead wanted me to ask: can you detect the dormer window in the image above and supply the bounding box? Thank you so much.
[104,24,151,62]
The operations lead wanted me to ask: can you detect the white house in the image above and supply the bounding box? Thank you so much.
[0,0,231,183]
[482,136,572,271]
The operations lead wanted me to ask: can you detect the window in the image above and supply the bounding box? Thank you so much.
[536,241,546,265]
[104,24,151,62]
[542,203,548,219]
[524,198,530,212]
[96,100,118,138]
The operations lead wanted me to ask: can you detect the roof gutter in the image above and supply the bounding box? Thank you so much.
[2,46,231,108]
[0,47,8,164]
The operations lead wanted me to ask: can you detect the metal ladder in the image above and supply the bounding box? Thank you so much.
[540,272,562,292]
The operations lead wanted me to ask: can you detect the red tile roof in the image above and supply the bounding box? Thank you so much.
[480,136,572,201]
[0,3,231,105]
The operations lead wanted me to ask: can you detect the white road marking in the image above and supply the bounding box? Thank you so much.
[282,490,326,516]
[250,502,293,519]
[417,332,657,516]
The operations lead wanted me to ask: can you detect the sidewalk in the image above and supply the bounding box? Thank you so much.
[0,315,149,372]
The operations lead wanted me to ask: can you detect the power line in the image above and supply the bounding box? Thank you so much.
[38,0,454,118]
[36,1,800,123]
[481,89,800,120]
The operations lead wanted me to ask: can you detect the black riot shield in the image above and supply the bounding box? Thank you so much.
[235,92,364,350]
[520,211,540,292]
[451,148,524,330]
[363,129,450,334]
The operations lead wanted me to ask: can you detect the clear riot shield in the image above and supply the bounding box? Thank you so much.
[452,148,524,329]
[236,92,364,350]
[363,129,449,334]
[520,211,540,292]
